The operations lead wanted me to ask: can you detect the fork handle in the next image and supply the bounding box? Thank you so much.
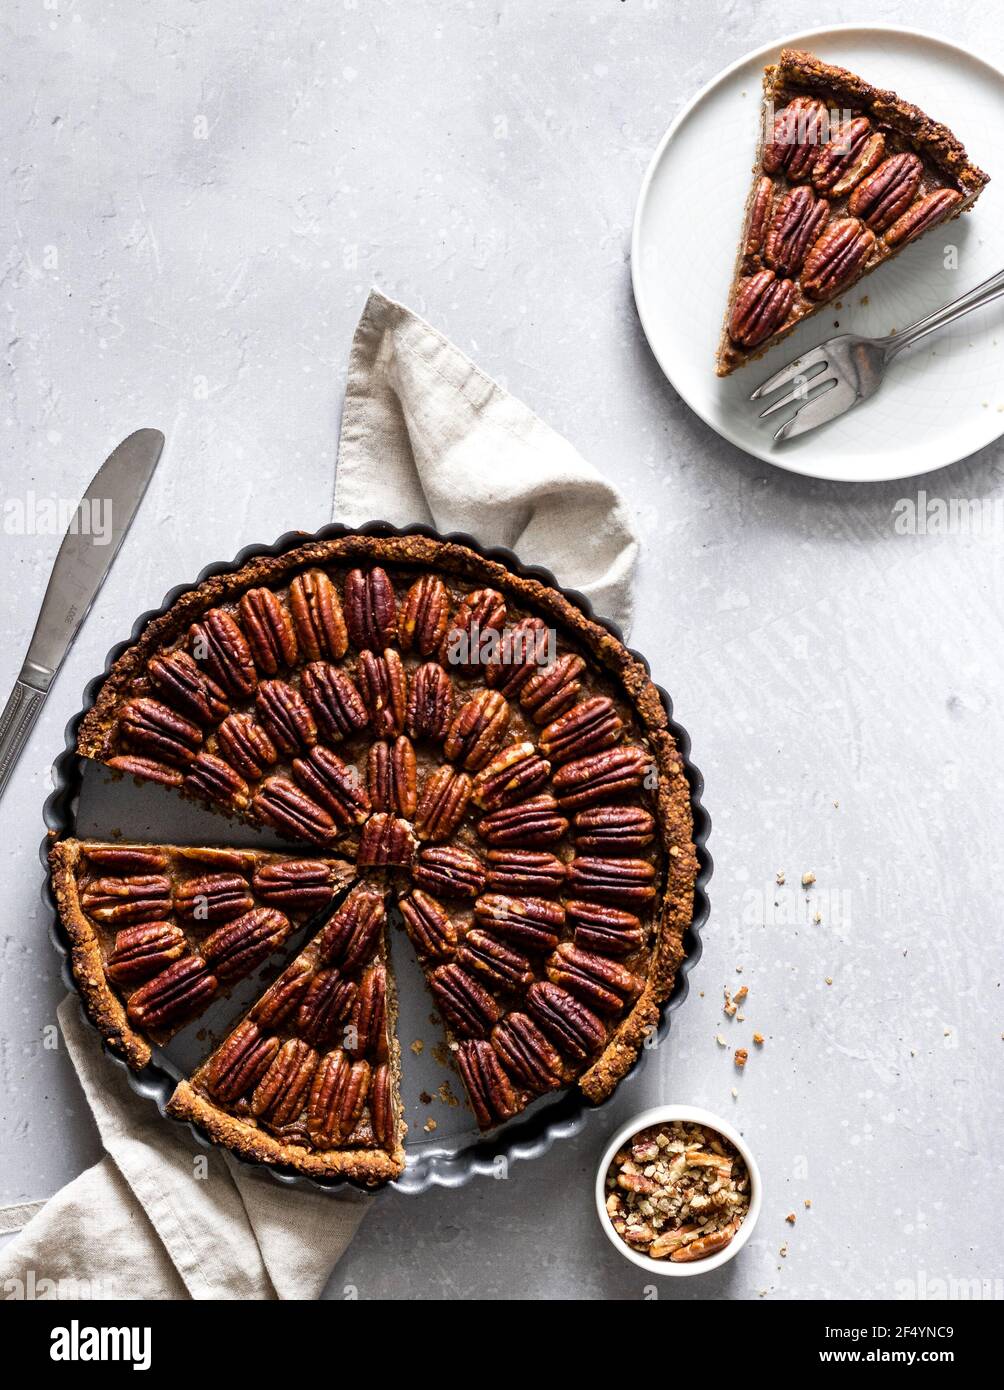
[885,267,1004,358]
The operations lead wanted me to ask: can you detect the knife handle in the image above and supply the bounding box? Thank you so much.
[0,679,46,800]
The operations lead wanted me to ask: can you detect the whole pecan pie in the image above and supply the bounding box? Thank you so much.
[717,49,989,375]
[55,534,698,1185]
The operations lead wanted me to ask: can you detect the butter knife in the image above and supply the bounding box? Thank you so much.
[0,428,165,800]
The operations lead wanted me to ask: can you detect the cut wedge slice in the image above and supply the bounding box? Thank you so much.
[716,48,989,376]
[50,838,355,1069]
[167,882,405,1184]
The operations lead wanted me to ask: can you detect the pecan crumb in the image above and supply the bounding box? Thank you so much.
[785,1211,796,1225]
[716,1033,728,1047]
[801,871,815,887]
[734,985,748,1004]
[775,870,785,885]
[410,1038,424,1055]
[734,1048,748,1068]
[804,1198,812,1209]
[753,1032,765,1046]
[424,1118,437,1132]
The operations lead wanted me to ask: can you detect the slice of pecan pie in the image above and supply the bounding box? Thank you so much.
[168,883,405,1184]
[51,838,355,1069]
[61,533,698,1180]
[717,49,989,375]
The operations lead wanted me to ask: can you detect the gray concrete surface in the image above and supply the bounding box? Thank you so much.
[1,0,1002,1300]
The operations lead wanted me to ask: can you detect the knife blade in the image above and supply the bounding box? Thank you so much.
[0,428,164,799]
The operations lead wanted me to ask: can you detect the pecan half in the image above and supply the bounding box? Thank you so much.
[344,567,397,651]
[471,741,551,812]
[83,845,168,872]
[214,712,278,781]
[126,956,219,1031]
[174,872,253,925]
[253,775,338,846]
[492,1012,563,1093]
[440,588,507,677]
[252,859,339,914]
[472,894,564,951]
[539,695,624,766]
[182,752,250,811]
[526,981,605,1062]
[291,746,371,828]
[763,96,827,180]
[238,587,298,673]
[429,963,501,1039]
[370,1061,394,1146]
[573,805,655,854]
[567,855,657,905]
[398,574,450,656]
[308,1049,371,1146]
[519,653,585,725]
[81,873,172,925]
[413,766,473,841]
[812,118,885,195]
[255,679,316,755]
[120,697,202,765]
[296,968,358,1049]
[848,152,923,231]
[458,929,534,991]
[202,906,292,982]
[288,569,348,661]
[405,661,454,742]
[189,609,256,698]
[551,744,652,810]
[357,648,407,737]
[147,649,229,726]
[455,1040,518,1129]
[367,736,418,817]
[413,845,486,899]
[356,813,416,868]
[486,849,566,896]
[398,889,458,959]
[485,616,552,696]
[347,962,388,1060]
[204,1020,281,1104]
[885,188,964,247]
[250,1038,318,1126]
[745,175,774,255]
[300,661,369,743]
[546,942,643,1015]
[444,689,510,770]
[801,216,875,300]
[477,794,568,848]
[106,922,188,986]
[728,270,796,349]
[249,956,314,1029]
[107,755,185,788]
[316,885,385,971]
[764,186,830,277]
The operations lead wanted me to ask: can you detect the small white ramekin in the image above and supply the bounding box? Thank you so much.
[595,1105,762,1277]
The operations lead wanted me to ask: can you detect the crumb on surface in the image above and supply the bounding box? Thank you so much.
[410,1038,424,1055]
[424,1118,437,1132]
[734,1047,748,1069]
[786,1211,796,1225]
[753,1031,764,1046]
[801,871,815,887]
[775,870,785,885]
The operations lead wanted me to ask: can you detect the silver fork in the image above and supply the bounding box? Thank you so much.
[750,267,1004,442]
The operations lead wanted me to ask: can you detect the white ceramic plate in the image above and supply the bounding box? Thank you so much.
[632,25,1004,482]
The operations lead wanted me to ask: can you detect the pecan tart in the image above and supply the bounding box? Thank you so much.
[60,533,698,1183]
[717,49,989,375]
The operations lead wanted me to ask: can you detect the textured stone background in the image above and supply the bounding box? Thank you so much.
[1,1,1002,1300]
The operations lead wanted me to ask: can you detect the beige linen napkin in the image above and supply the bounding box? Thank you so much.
[336,289,638,635]
[0,290,638,1301]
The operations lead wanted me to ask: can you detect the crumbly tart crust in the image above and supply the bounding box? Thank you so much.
[51,837,357,1069]
[61,532,698,1176]
[716,49,990,375]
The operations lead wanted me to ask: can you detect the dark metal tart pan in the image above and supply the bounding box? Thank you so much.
[41,520,711,1196]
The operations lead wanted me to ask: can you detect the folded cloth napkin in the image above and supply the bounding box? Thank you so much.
[0,290,638,1301]
[335,289,638,636]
